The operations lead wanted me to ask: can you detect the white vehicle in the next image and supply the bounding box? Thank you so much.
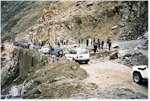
[29,44,35,50]
[131,65,148,84]
[65,48,90,64]
[38,46,50,54]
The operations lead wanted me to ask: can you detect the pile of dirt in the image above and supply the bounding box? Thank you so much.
[11,57,88,99]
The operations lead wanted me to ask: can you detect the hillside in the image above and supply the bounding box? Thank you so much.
[1,1,148,45]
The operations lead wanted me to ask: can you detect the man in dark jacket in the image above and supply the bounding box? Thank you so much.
[97,39,100,49]
[86,39,89,47]
[93,42,97,54]
[108,41,111,51]
[101,40,104,50]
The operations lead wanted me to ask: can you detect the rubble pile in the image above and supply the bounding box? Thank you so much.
[122,52,148,67]
[89,50,119,63]
[1,49,90,99]
[21,58,88,99]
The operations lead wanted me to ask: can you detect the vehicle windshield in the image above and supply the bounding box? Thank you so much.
[69,50,77,54]
[78,50,88,54]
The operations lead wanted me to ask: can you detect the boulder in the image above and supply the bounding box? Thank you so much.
[137,45,147,50]
[112,44,119,48]
[109,52,118,59]
[111,26,118,30]
[9,86,20,97]
[130,52,148,66]
[87,2,94,7]
[123,53,131,59]
[125,57,130,61]
[96,51,111,58]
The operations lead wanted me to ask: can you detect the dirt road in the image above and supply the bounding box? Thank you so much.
[80,61,148,95]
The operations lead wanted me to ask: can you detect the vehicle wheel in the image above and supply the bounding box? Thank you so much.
[85,61,88,64]
[133,72,143,84]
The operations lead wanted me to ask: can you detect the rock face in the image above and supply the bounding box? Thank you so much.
[1,42,14,67]
[1,49,20,90]
[1,1,148,46]
[1,1,57,42]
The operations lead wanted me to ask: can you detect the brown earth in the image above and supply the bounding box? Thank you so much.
[80,62,148,95]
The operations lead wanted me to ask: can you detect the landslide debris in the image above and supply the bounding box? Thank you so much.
[4,56,89,99]
[122,52,148,67]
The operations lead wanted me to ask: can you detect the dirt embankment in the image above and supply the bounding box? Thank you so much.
[22,58,88,99]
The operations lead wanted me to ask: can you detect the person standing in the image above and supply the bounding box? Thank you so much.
[97,38,100,49]
[86,39,89,47]
[58,41,60,47]
[78,39,80,44]
[62,39,63,45]
[61,39,63,45]
[93,42,97,54]
[91,38,93,46]
[81,38,83,44]
[107,38,110,49]
[49,43,52,51]
[64,39,66,45]
[108,41,111,51]
[66,39,68,45]
[93,38,95,45]
[89,37,91,46]
[101,40,104,50]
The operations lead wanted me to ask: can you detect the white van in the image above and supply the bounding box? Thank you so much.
[65,48,90,64]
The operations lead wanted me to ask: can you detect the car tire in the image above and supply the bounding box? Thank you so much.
[133,72,143,84]
[85,61,88,64]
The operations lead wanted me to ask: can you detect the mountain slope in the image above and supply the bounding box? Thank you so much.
[1,1,148,45]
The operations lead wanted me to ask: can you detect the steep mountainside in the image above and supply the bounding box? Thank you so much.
[1,1,58,42]
[1,1,148,45]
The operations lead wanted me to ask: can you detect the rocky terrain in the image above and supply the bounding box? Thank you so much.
[1,1,148,44]
[1,0,148,99]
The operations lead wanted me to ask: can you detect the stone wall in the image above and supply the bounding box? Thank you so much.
[18,49,45,76]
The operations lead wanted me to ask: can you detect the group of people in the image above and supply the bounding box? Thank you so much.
[57,39,69,47]
[57,37,112,54]
[85,37,112,53]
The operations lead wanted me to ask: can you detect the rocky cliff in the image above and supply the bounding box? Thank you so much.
[1,1,148,46]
